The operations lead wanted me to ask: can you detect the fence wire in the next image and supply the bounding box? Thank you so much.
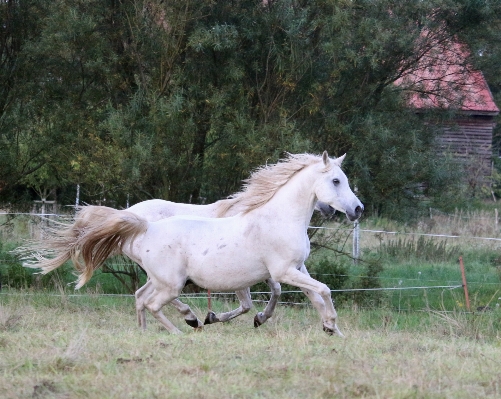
[1,210,498,310]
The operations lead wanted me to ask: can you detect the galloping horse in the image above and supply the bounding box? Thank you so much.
[130,199,334,329]
[22,152,363,335]
[18,190,334,330]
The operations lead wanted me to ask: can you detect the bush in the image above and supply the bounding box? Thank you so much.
[351,258,385,308]
[0,242,33,289]
[309,257,350,304]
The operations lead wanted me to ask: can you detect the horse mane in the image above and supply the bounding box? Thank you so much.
[217,153,327,216]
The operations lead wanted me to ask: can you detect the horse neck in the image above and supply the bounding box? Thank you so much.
[256,166,317,229]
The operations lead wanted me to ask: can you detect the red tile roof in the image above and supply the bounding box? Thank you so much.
[396,36,499,115]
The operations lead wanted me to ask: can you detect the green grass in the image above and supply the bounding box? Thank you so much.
[2,208,501,396]
[303,212,501,313]
[2,291,501,398]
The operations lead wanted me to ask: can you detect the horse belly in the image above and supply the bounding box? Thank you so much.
[142,218,270,292]
[187,247,269,291]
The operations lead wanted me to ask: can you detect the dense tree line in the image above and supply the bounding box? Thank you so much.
[1,0,500,217]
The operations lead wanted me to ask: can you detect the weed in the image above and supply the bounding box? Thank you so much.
[378,236,460,262]
[0,304,21,331]
[32,380,58,399]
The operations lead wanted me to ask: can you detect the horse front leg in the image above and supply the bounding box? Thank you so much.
[277,266,343,337]
[254,278,281,328]
[297,264,327,319]
[204,288,253,325]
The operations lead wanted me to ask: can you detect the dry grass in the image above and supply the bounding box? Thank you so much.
[2,210,501,397]
[1,292,501,398]
[355,209,501,251]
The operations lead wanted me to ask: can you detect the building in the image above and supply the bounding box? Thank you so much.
[396,36,499,187]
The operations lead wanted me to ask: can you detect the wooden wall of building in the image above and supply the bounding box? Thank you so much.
[436,115,496,185]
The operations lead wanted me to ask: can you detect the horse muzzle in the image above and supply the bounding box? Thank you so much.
[346,205,364,221]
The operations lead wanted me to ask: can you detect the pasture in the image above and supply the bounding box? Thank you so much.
[1,291,501,399]
[1,208,501,398]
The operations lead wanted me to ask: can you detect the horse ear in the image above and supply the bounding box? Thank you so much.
[322,151,330,166]
[334,153,346,166]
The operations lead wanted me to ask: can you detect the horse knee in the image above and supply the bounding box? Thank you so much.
[144,297,166,315]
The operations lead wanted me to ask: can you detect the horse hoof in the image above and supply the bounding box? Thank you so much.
[185,318,202,329]
[254,312,266,328]
[204,311,219,325]
[323,325,335,335]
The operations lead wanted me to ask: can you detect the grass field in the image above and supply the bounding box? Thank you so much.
[1,209,501,397]
[1,291,501,399]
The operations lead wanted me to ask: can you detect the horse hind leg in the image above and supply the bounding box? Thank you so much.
[136,280,203,331]
[143,288,182,334]
[135,280,153,330]
[204,288,253,325]
[169,299,204,329]
[254,278,281,328]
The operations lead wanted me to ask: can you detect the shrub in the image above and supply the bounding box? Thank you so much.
[351,258,385,308]
[0,242,33,289]
[310,257,350,304]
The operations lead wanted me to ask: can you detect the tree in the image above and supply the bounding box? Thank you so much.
[2,0,501,217]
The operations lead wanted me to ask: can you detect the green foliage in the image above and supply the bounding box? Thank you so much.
[309,257,353,306]
[101,256,146,294]
[1,0,500,216]
[310,258,350,294]
[0,243,32,289]
[489,157,501,199]
[350,258,385,308]
[1,263,33,290]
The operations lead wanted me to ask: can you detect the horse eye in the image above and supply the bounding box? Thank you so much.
[332,178,340,185]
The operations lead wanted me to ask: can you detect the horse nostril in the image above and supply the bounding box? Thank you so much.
[355,206,363,215]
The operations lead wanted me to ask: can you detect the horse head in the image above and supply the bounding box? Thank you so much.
[314,151,363,222]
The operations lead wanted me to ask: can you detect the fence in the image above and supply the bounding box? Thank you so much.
[1,209,500,312]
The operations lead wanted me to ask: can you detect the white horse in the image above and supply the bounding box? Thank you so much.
[130,199,335,329]
[24,152,363,335]
[19,190,334,331]
[106,198,283,330]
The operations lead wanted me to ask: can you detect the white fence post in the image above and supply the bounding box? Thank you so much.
[353,220,360,264]
[75,184,80,209]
